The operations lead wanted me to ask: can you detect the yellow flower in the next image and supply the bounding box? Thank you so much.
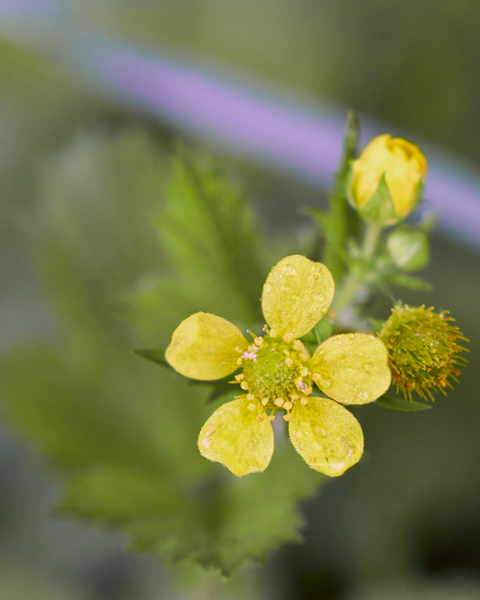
[348,134,427,224]
[166,255,391,477]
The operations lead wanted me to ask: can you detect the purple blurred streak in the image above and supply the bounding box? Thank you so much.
[89,45,345,186]
[0,0,61,18]
[73,42,480,248]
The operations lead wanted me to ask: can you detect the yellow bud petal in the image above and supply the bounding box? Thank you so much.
[310,333,391,405]
[198,398,274,476]
[349,134,427,223]
[289,398,364,476]
[262,255,335,339]
[166,312,248,380]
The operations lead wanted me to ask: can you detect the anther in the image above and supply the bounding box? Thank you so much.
[261,398,269,406]
[237,358,243,365]
[240,381,249,390]
[247,403,256,411]
[283,348,290,356]
[283,401,293,410]
[235,373,244,381]
[285,357,294,367]
[283,332,294,343]
[256,414,265,422]
[248,344,255,352]
[268,415,276,422]
[283,413,292,422]
[235,346,244,353]
[300,397,308,405]
[293,340,304,351]
[254,337,264,347]
[300,366,309,377]
[269,328,277,338]
[247,393,255,401]
[274,398,284,407]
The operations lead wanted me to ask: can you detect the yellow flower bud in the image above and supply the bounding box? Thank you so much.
[348,134,427,225]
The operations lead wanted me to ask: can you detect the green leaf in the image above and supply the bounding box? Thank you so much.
[133,348,172,369]
[375,394,431,411]
[156,146,266,326]
[0,131,327,574]
[386,273,432,290]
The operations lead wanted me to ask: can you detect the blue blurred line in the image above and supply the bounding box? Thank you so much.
[0,0,479,250]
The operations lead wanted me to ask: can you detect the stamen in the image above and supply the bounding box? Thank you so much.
[256,414,265,422]
[283,401,293,410]
[293,340,304,351]
[261,397,269,406]
[268,415,276,422]
[240,381,249,390]
[237,357,243,365]
[247,393,255,401]
[235,374,245,381]
[283,333,294,343]
[300,397,308,405]
[300,366,309,377]
[274,398,284,407]
[235,346,244,353]
[254,337,264,347]
[247,403,256,411]
[284,357,294,367]
[283,413,292,422]
[269,328,277,338]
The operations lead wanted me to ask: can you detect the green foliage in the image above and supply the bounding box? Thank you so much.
[0,129,325,574]
[375,395,431,411]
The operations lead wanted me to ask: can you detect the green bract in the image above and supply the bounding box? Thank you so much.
[166,255,392,477]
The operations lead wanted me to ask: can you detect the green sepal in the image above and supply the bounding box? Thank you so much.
[313,317,333,344]
[188,376,238,404]
[133,348,172,369]
[386,273,432,290]
[358,173,397,223]
[375,394,431,411]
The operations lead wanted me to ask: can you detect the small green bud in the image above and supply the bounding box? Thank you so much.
[379,305,468,400]
[387,226,430,271]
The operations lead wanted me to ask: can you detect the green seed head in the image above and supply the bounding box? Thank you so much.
[379,304,468,399]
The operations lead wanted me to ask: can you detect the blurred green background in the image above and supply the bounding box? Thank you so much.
[1,2,480,599]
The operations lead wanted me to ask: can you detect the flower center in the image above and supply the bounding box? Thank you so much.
[236,329,313,421]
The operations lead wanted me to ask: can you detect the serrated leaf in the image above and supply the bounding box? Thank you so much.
[157,148,265,325]
[386,273,432,291]
[0,130,327,574]
[375,394,431,411]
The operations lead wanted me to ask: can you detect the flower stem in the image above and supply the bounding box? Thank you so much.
[332,221,384,315]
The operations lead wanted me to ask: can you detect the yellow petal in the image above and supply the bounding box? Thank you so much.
[262,255,335,339]
[198,398,274,476]
[310,333,391,405]
[289,398,364,476]
[166,312,248,380]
